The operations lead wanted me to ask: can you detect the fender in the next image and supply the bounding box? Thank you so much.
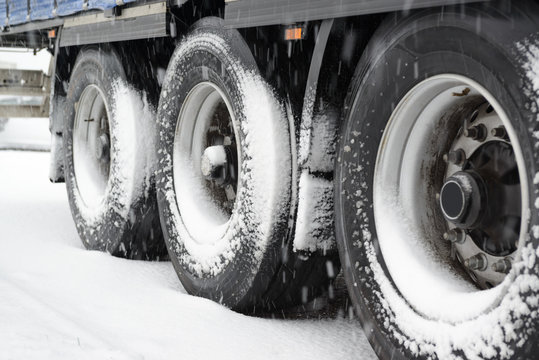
[293,16,380,253]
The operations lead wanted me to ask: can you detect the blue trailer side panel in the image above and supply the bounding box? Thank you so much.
[5,0,141,27]
[87,0,115,10]
[30,0,55,21]
[0,0,6,26]
[7,0,28,25]
[88,0,137,11]
[56,0,83,17]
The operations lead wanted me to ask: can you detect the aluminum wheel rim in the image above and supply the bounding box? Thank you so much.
[173,82,241,246]
[373,74,529,322]
[73,84,111,209]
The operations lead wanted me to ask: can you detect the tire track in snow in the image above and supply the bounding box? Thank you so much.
[0,150,377,360]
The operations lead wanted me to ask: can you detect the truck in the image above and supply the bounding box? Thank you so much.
[1,0,538,358]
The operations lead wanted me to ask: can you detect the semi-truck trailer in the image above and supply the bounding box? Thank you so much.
[1,0,539,358]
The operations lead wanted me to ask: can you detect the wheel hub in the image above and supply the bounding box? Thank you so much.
[440,171,484,227]
[373,75,528,321]
[201,145,235,185]
[440,101,522,287]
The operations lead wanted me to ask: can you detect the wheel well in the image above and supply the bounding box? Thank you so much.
[114,39,174,106]
[54,46,79,98]
[171,0,225,33]
[315,16,383,128]
[234,14,383,131]
[236,15,383,255]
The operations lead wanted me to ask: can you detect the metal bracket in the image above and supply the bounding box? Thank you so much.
[104,6,122,18]
[293,19,338,254]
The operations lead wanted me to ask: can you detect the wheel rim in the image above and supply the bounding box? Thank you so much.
[373,74,529,322]
[73,84,111,209]
[173,82,240,246]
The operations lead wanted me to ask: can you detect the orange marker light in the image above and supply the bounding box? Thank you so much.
[285,27,303,41]
[48,29,56,38]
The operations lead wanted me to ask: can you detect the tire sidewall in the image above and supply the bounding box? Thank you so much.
[157,19,292,309]
[65,47,137,255]
[336,5,539,359]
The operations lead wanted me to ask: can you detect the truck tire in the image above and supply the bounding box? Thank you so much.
[156,17,335,311]
[336,2,539,359]
[64,47,165,260]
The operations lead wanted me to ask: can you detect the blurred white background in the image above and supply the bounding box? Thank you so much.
[0,47,52,150]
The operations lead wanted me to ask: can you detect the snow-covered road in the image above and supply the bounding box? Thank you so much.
[0,151,376,360]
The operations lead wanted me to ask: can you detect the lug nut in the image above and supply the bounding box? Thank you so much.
[450,244,457,260]
[464,253,488,271]
[464,124,487,141]
[491,258,512,274]
[469,109,479,123]
[491,126,508,140]
[100,117,107,130]
[443,229,467,244]
[95,134,109,160]
[444,149,466,165]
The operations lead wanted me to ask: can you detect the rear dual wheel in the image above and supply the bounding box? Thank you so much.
[64,47,165,259]
[336,2,539,359]
[156,18,335,311]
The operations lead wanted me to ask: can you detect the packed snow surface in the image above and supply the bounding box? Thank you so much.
[0,151,376,360]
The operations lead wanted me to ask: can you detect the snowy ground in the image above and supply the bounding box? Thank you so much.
[0,118,50,151]
[0,150,376,359]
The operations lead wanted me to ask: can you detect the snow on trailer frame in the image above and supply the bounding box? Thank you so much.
[2,0,539,359]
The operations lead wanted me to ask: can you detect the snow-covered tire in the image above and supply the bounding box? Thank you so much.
[156,18,334,310]
[64,47,165,260]
[336,3,539,359]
